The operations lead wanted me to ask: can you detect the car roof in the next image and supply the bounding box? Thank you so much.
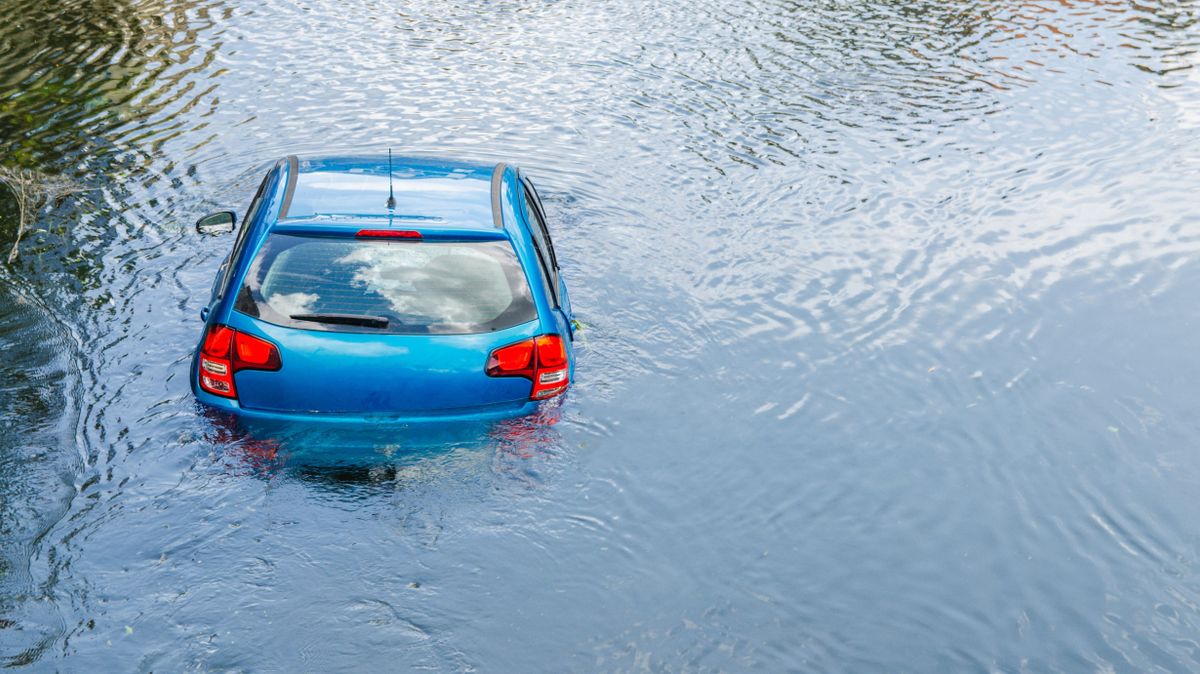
[277,155,501,231]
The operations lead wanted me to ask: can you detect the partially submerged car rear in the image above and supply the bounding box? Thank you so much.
[191,155,574,421]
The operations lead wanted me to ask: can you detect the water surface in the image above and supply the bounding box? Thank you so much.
[2,0,1200,670]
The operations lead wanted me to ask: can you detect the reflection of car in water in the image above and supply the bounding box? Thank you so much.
[207,404,564,480]
[190,155,575,421]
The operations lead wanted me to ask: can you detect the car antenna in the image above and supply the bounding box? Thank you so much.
[386,148,396,211]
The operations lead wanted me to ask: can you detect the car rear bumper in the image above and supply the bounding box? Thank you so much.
[193,387,543,424]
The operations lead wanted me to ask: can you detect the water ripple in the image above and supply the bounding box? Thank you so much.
[2,0,1200,669]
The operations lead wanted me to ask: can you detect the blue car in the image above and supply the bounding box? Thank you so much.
[190,154,575,422]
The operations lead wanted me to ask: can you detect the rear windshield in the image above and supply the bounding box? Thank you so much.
[234,235,537,334]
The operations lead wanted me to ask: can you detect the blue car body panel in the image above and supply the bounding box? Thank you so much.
[192,154,574,422]
[225,312,540,414]
[193,386,542,424]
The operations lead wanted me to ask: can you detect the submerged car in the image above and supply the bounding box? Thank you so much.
[190,154,574,421]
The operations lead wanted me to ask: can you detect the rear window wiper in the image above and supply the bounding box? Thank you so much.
[290,313,389,329]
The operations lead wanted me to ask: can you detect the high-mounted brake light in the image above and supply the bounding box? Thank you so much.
[356,229,422,239]
[198,325,282,399]
[486,334,570,400]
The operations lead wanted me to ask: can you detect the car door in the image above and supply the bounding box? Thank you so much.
[519,173,574,338]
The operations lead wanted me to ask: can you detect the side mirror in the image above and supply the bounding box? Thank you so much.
[196,211,237,235]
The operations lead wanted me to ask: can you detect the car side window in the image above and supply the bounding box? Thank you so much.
[520,183,558,307]
[218,166,276,300]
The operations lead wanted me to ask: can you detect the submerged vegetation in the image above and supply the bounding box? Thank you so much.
[0,166,86,262]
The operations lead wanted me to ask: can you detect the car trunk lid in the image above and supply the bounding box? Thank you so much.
[228,316,538,414]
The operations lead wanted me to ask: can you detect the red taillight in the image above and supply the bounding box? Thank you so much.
[486,334,570,400]
[356,229,422,239]
[197,325,281,399]
[199,325,236,398]
[486,341,535,376]
[234,331,282,370]
[531,333,569,399]
[535,335,567,368]
[203,325,234,356]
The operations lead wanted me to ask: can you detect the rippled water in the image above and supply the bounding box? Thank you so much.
[2,0,1200,669]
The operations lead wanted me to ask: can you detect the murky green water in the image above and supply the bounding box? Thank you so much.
[2,0,1200,670]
